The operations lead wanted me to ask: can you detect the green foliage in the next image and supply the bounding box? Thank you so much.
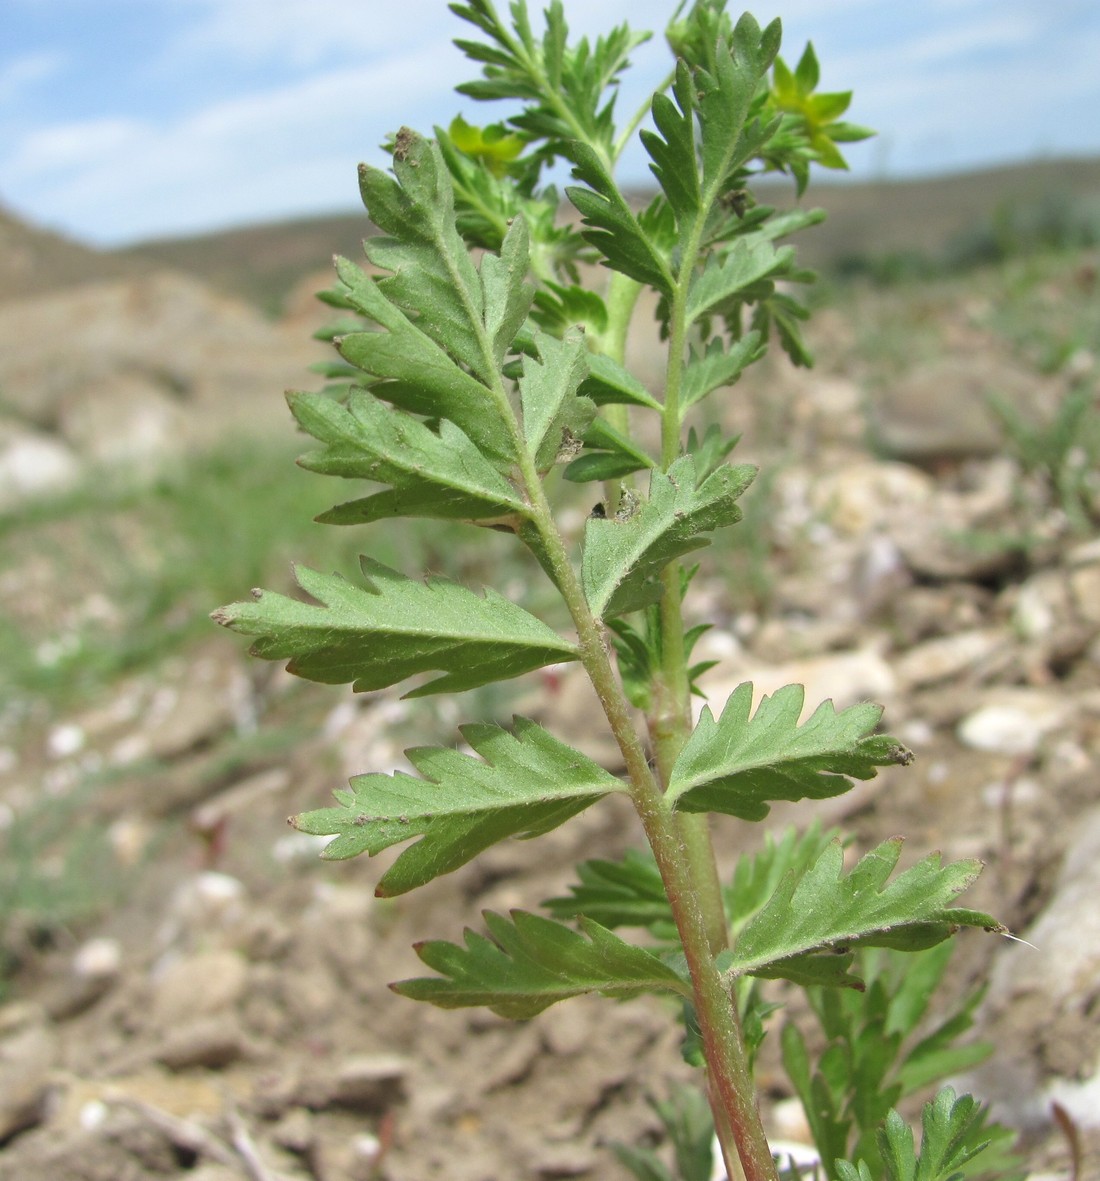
[392,909,689,1018]
[213,558,578,697]
[613,1085,715,1181]
[546,846,676,940]
[835,1088,1025,1181]
[667,683,913,820]
[582,455,756,618]
[989,383,1100,532]
[213,3,1010,1177]
[726,839,999,989]
[293,718,624,895]
[781,943,1025,1179]
[289,389,529,526]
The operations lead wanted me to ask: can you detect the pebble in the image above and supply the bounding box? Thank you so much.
[956,691,1071,755]
[161,871,246,942]
[894,628,1004,690]
[46,722,85,760]
[73,937,122,979]
[150,949,248,1026]
[46,937,125,1020]
[329,1054,411,1112]
[155,1015,248,1071]
[0,1014,56,1142]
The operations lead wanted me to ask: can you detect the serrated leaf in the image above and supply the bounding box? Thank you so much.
[726,824,840,937]
[212,557,577,697]
[544,848,675,937]
[288,390,528,526]
[699,14,778,193]
[563,416,656,484]
[519,330,594,471]
[480,214,536,365]
[359,136,488,379]
[578,351,661,410]
[723,839,1000,986]
[752,290,815,368]
[392,910,690,1018]
[668,683,912,820]
[840,1088,1002,1181]
[335,256,515,465]
[333,132,537,467]
[682,333,765,408]
[582,456,755,619]
[640,65,702,228]
[686,238,794,324]
[293,717,624,895]
[566,142,672,294]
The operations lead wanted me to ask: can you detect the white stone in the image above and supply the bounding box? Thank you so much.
[810,460,935,537]
[895,629,1003,690]
[46,722,85,759]
[1044,1065,1100,1129]
[956,692,1070,755]
[0,426,80,508]
[72,937,122,979]
[272,831,335,863]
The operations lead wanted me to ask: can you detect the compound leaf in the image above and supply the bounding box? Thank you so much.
[668,683,913,819]
[293,717,624,895]
[360,129,509,382]
[582,455,755,619]
[686,238,795,324]
[519,330,595,472]
[836,1087,1018,1181]
[335,131,536,467]
[682,332,766,408]
[545,848,675,939]
[392,909,690,1018]
[480,214,537,367]
[566,141,672,294]
[288,390,528,526]
[335,255,515,466]
[640,65,702,229]
[724,839,1000,987]
[579,351,661,410]
[212,557,578,697]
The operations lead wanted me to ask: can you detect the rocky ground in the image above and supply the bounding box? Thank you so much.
[1,240,1098,1181]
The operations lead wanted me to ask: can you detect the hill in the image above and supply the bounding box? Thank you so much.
[0,202,147,305]
[114,156,1100,310]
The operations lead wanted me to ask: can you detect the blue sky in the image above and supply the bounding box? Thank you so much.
[2,0,1099,247]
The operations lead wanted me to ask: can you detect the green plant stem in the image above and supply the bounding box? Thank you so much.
[596,270,644,511]
[651,216,732,960]
[509,445,775,1179]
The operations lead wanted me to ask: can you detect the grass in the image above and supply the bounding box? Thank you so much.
[0,431,555,711]
[0,440,392,707]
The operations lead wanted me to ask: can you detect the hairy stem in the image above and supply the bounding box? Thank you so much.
[512,447,775,1179]
[595,270,644,511]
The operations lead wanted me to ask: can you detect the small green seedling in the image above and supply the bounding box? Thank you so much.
[215,3,1014,1176]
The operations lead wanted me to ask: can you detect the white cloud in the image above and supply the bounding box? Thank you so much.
[2,0,1098,243]
[169,0,470,68]
[0,50,65,102]
[2,39,469,244]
